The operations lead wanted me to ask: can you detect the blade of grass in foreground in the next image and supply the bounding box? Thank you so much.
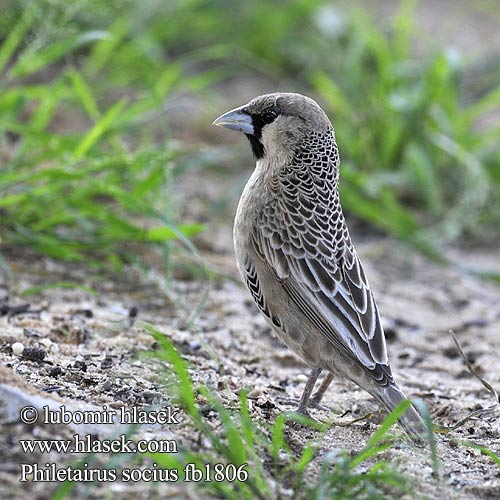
[142,323,271,499]
[142,323,418,500]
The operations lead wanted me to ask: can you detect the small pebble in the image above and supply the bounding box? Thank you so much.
[22,347,46,362]
[48,366,63,377]
[11,342,24,356]
[40,338,53,349]
[73,360,87,372]
[101,379,113,391]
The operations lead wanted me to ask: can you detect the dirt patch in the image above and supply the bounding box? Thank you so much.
[1,229,499,499]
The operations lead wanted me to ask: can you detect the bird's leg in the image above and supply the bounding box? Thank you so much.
[309,372,334,409]
[296,368,322,416]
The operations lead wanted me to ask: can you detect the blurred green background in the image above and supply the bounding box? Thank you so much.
[1,0,500,276]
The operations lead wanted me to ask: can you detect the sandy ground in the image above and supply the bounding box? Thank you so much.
[1,212,499,499]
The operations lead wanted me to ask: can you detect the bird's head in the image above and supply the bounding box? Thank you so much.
[213,93,332,160]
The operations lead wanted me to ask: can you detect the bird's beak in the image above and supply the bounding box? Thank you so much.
[212,106,254,136]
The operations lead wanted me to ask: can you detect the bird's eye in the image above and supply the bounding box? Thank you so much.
[261,108,278,124]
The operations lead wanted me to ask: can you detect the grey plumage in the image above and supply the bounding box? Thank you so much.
[213,92,426,443]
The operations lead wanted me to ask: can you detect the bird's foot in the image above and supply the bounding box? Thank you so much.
[308,397,330,412]
[296,404,313,419]
[276,396,301,408]
[277,398,316,419]
[276,395,329,412]
[285,408,319,428]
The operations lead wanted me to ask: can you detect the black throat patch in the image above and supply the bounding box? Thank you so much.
[245,134,265,159]
[245,105,281,159]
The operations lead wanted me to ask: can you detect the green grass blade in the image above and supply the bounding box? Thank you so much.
[0,7,35,74]
[66,69,100,120]
[142,323,197,418]
[72,99,126,159]
[11,31,109,78]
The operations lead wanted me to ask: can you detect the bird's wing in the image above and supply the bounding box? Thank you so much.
[250,190,392,385]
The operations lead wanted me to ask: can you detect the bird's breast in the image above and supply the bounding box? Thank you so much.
[233,159,278,273]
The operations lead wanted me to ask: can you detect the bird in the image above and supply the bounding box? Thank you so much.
[213,92,426,443]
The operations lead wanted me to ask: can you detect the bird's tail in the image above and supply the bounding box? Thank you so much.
[379,383,428,445]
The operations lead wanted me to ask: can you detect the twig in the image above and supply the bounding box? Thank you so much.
[434,330,499,433]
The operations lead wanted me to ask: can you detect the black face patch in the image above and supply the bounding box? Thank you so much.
[244,105,281,159]
[245,134,265,159]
